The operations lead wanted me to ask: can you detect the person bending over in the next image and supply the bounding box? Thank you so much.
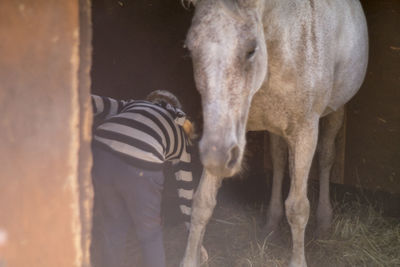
[90,90,197,267]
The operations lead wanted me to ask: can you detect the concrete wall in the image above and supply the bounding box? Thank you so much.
[0,0,93,266]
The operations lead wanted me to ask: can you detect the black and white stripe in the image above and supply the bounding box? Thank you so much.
[91,94,195,223]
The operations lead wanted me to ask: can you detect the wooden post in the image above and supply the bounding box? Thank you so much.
[0,1,93,266]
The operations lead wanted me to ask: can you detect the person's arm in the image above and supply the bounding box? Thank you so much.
[91,94,132,128]
[173,141,198,229]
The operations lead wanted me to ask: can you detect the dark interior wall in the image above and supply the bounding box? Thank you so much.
[91,0,400,194]
[91,0,202,123]
[346,0,400,194]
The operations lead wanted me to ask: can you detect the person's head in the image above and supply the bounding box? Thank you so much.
[146,90,197,141]
[146,90,182,110]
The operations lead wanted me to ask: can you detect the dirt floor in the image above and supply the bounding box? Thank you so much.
[91,169,400,267]
[137,181,400,267]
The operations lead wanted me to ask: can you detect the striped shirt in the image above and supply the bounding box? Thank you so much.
[91,94,195,223]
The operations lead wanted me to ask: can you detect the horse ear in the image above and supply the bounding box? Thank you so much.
[181,0,198,8]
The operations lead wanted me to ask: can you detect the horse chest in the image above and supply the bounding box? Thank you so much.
[247,90,291,135]
[246,80,318,135]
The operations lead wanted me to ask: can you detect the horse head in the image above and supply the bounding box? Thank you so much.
[186,0,267,177]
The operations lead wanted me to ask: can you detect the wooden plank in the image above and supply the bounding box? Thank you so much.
[0,1,92,266]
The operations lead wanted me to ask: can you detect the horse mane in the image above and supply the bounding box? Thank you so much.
[182,0,239,8]
[181,0,260,14]
[181,0,243,18]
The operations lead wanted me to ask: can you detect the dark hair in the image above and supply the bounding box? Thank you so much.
[146,90,183,110]
[146,90,198,141]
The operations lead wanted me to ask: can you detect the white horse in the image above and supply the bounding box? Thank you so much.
[181,0,368,266]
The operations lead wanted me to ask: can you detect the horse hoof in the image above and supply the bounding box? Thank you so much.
[200,245,209,264]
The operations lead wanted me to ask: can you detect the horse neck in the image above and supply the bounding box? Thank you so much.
[262,0,311,40]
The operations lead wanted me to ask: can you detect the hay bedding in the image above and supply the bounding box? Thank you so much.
[122,191,400,267]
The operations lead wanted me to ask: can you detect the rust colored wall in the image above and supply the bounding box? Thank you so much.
[0,0,92,266]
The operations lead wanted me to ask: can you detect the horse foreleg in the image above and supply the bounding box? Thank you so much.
[181,170,222,267]
[265,133,287,238]
[285,120,318,267]
[316,107,344,237]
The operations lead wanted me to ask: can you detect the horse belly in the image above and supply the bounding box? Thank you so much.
[328,0,368,110]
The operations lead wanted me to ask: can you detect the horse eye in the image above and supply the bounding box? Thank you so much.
[246,46,258,60]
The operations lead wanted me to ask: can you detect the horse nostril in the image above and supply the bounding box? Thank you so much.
[226,145,240,169]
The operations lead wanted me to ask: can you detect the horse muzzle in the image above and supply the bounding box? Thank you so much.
[199,140,242,177]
